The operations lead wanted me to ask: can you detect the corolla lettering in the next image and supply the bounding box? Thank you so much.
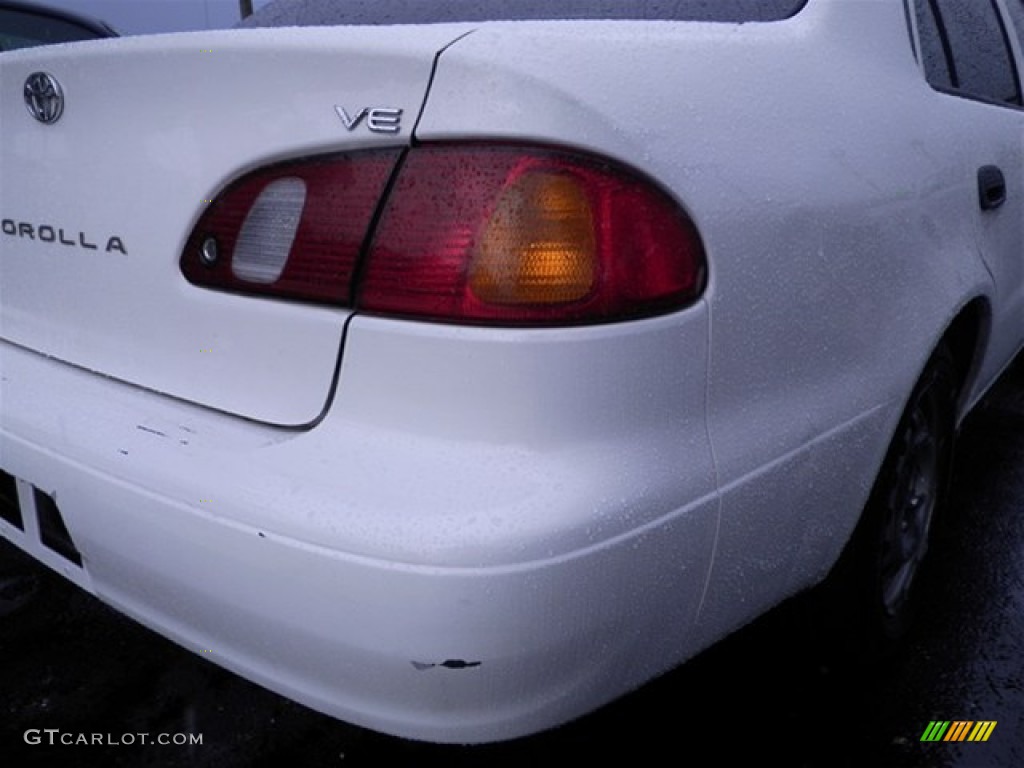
[1,219,127,255]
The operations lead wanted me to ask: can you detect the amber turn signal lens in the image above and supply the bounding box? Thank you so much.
[469,172,596,305]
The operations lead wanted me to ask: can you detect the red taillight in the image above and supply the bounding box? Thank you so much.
[359,145,705,325]
[181,151,400,303]
[181,144,705,325]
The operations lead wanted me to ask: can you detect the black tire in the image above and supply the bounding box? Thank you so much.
[827,342,958,659]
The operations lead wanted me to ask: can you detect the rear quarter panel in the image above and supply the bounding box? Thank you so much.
[418,0,999,631]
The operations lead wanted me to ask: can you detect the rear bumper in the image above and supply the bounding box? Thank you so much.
[0,311,717,743]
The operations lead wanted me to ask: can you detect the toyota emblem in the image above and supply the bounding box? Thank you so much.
[24,72,64,125]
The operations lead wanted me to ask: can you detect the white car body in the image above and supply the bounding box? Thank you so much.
[0,0,1020,743]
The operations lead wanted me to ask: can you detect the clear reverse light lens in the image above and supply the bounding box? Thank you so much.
[232,177,306,284]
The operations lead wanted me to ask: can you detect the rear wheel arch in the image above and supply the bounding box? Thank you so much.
[823,302,989,657]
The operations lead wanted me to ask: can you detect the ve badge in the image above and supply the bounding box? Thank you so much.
[335,106,403,134]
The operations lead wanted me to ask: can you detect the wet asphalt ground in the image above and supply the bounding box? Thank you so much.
[2,365,1023,767]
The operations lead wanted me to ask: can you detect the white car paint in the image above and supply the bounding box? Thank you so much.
[1,0,1021,744]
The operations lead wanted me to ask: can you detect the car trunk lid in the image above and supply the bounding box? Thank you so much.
[0,26,466,425]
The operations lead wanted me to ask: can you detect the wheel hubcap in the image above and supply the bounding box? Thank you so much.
[879,406,939,618]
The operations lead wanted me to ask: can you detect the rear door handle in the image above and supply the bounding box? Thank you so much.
[978,165,1006,211]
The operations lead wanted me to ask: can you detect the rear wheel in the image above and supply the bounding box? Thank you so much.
[830,343,958,656]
